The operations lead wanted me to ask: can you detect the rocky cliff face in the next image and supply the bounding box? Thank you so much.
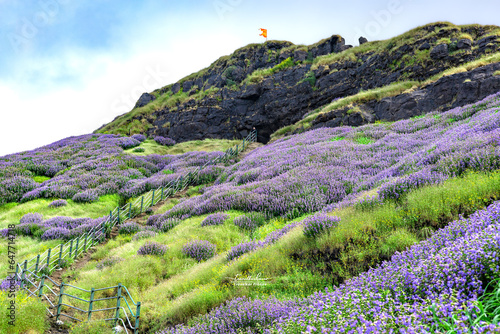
[310,62,500,130]
[96,22,500,143]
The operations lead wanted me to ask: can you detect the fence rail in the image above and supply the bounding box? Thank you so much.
[8,129,257,332]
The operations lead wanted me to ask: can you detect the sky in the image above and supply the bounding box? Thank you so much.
[0,0,498,156]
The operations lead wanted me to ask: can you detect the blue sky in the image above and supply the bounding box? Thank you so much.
[0,0,498,156]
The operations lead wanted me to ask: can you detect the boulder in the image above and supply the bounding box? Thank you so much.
[430,44,448,59]
[419,42,431,50]
[457,39,472,50]
[134,93,156,108]
[171,82,181,94]
[359,36,368,45]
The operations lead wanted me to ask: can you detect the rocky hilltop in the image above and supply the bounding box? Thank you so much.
[96,22,500,143]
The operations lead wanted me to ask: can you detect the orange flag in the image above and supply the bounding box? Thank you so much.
[259,28,268,38]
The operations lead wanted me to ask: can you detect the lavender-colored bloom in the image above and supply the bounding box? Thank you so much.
[41,227,71,240]
[154,136,176,146]
[137,241,168,256]
[131,134,147,142]
[48,199,68,208]
[72,189,99,203]
[118,222,141,235]
[96,257,123,270]
[233,212,266,232]
[182,240,217,262]
[201,212,229,227]
[378,168,448,201]
[158,297,300,334]
[226,241,259,261]
[302,214,340,238]
[132,230,157,240]
[20,212,43,224]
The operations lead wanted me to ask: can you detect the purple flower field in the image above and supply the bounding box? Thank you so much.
[150,93,500,222]
[0,133,226,205]
[160,200,500,333]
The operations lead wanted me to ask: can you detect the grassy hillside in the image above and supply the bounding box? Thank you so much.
[2,92,500,333]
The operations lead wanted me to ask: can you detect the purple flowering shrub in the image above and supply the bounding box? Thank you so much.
[72,189,99,203]
[12,214,106,240]
[201,212,229,227]
[378,168,448,201]
[147,216,181,233]
[131,134,146,142]
[302,214,340,238]
[182,240,217,262]
[154,136,176,146]
[0,176,38,204]
[132,230,157,240]
[158,297,300,334]
[226,221,302,261]
[118,222,141,235]
[96,257,123,270]
[226,241,259,261]
[48,199,68,208]
[137,241,168,256]
[0,275,21,291]
[233,212,266,232]
[41,227,71,240]
[116,137,141,149]
[20,213,43,224]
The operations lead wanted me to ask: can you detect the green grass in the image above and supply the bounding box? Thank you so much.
[69,320,114,334]
[0,194,121,230]
[242,57,296,85]
[32,176,50,183]
[494,70,500,76]
[0,290,48,334]
[125,138,241,156]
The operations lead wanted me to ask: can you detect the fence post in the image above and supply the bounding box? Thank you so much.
[129,203,132,218]
[58,243,63,267]
[117,207,120,223]
[56,283,65,321]
[88,288,95,321]
[134,302,141,334]
[84,233,88,252]
[161,187,164,201]
[74,237,80,260]
[35,254,40,274]
[46,248,51,270]
[151,190,155,207]
[140,197,144,213]
[38,275,45,298]
[109,210,112,222]
[115,283,123,326]
[69,240,74,259]
[20,261,27,289]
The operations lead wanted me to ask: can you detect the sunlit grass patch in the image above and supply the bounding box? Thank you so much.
[125,138,241,156]
[0,194,121,229]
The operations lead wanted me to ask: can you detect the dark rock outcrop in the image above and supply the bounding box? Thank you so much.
[311,62,500,129]
[430,44,448,59]
[359,37,368,45]
[97,23,500,144]
[134,93,156,108]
